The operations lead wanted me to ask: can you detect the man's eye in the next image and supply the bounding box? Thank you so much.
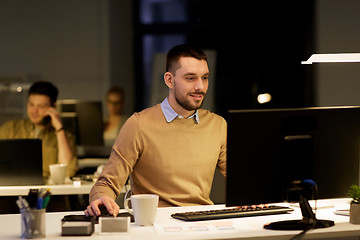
[38,105,49,109]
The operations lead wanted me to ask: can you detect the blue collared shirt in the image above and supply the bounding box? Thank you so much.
[160,98,200,124]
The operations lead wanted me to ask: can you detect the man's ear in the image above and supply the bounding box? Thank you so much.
[164,72,173,89]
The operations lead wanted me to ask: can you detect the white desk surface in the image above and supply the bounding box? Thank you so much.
[0,182,94,196]
[1,198,360,240]
[77,158,108,169]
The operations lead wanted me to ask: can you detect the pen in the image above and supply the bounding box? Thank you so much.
[21,188,52,209]
[16,196,30,210]
[27,189,39,209]
[43,195,51,209]
[42,189,51,198]
[37,198,44,209]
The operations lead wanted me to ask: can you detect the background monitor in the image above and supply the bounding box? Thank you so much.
[57,100,104,146]
[226,106,360,207]
[0,139,43,186]
[57,100,108,157]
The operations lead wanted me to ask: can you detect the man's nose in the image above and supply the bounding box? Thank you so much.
[194,78,204,91]
[32,106,39,113]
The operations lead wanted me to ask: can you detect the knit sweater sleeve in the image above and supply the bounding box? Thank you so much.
[217,117,227,177]
[89,113,142,203]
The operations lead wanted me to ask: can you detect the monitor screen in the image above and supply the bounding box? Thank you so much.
[226,106,360,207]
[57,100,104,146]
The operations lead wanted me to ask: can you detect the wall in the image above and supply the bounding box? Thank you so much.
[0,0,136,118]
[108,0,134,115]
[315,0,360,106]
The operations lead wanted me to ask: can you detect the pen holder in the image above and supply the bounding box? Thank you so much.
[20,209,45,239]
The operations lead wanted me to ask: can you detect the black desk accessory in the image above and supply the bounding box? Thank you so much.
[61,215,95,236]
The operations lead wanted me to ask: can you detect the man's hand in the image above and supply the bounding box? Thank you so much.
[84,196,119,217]
[45,107,63,131]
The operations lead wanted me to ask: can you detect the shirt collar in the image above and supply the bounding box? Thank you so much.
[160,98,199,124]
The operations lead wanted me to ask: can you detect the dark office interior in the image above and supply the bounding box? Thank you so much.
[2,2,360,239]
[1,0,360,217]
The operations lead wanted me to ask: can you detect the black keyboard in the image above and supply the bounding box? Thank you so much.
[171,205,294,221]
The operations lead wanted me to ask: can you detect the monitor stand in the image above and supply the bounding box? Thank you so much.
[264,195,334,230]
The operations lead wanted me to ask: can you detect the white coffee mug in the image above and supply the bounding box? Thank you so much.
[124,194,159,226]
[49,164,67,184]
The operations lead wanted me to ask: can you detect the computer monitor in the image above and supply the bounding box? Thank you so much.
[0,139,43,186]
[57,100,109,158]
[57,100,104,146]
[226,106,360,207]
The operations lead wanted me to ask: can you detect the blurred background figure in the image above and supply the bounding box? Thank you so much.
[0,81,77,179]
[103,86,128,147]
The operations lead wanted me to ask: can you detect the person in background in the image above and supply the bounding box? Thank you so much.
[103,86,128,147]
[0,81,78,179]
[85,44,227,217]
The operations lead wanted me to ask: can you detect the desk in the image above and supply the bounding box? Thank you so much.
[0,182,94,196]
[77,158,108,170]
[1,198,360,240]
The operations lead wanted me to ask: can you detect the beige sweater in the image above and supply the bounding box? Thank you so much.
[89,104,227,207]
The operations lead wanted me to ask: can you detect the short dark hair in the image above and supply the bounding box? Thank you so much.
[107,86,125,99]
[166,44,208,74]
[28,81,58,105]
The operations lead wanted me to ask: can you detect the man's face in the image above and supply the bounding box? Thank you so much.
[27,94,52,125]
[171,57,209,111]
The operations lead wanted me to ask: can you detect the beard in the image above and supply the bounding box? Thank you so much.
[174,90,206,111]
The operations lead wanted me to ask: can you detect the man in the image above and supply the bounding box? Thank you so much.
[0,81,77,178]
[85,44,227,217]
